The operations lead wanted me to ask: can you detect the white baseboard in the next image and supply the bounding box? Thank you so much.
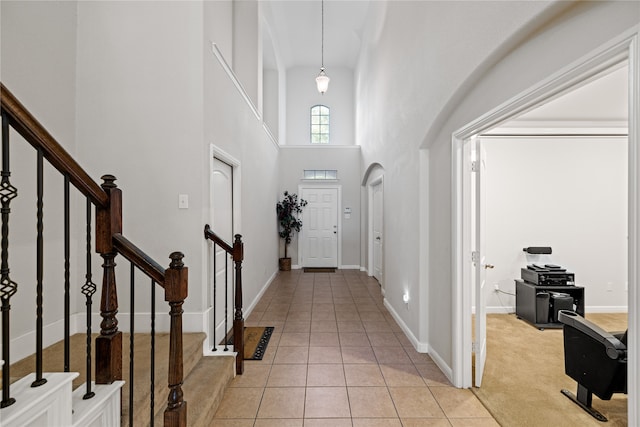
[486,306,515,314]
[383,298,428,353]
[244,270,278,318]
[382,298,454,387]
[585,305,628,313]
[426,345,454,386]
[339,265,361,270]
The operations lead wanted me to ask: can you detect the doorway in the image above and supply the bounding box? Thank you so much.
[207,146,241,352]
[369,177,384,285]
[451,34,638,409]
[299,185,341,268]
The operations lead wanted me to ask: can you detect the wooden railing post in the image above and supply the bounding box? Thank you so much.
[232,234,244,375]
[95,174,122,384]
[164,252,188,427]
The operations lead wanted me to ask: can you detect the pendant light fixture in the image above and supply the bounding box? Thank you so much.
[315,0,330,94]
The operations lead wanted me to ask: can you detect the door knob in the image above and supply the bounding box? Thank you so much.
[484,264,495,269]
[376,237,381,240]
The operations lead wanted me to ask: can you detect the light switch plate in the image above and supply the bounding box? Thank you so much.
[178,194,189,209]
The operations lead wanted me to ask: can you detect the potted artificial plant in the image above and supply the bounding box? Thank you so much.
[277,191,308,271]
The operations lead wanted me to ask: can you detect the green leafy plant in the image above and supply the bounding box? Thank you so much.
[276,191,308,258]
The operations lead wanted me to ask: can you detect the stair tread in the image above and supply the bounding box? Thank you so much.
[175,356,235,427]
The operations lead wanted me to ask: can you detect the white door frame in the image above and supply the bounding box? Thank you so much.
[205,144,242,352]
[451,30,638,425]
[298,183,342,268]
[368,176,384,285]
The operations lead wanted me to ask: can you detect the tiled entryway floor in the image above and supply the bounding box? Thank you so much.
[211,269,498,427]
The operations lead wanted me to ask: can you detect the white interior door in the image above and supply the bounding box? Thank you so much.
[474,139,488,387]
[301,187,338,268]
[372,181,383,282]
[211,157,234,345]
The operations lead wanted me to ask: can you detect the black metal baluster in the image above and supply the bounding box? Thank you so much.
[212,243,217,351]
[129,263,135,427]
[224,255,229,351]
[32,149,46,387]
[64,176,70,372]
[82,198,96,400]
[0,111,18,408]
[150,278,156,426]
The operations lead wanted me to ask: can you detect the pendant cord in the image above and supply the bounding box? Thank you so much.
[321,0,324,69]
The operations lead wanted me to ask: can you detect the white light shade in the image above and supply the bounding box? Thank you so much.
[316,69,330,94]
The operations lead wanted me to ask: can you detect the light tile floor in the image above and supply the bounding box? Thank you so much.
[211,270,499,427]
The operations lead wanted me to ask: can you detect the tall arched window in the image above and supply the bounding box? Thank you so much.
[310,105,330,144]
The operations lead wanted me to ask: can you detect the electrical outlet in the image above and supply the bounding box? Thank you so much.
[494,284,500,292]
[607,282,613,292]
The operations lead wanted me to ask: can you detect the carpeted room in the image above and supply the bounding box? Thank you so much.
[473,100,629,426]
[473,312,627,427]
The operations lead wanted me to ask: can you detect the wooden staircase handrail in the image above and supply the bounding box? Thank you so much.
[0,83,108,208]
[113,233,166,286]
[1,83,188,426]
[204,224,244,375]
[204,224,243,262]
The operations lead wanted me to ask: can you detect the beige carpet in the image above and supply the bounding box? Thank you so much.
[473,313,628,427]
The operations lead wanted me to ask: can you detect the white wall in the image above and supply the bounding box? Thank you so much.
[233,0,261,111]
[204,1,281,320]
[355,0,560,362]
[278,146,361,268]
[355,0,639,372]
[483,136,628,313]
[74,1,205,323]
[263,68,279,139]
[1,0,81,362]
[286,66,355,145]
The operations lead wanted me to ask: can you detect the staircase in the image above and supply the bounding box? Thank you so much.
[0,82,239,426]
[1,332,235,426]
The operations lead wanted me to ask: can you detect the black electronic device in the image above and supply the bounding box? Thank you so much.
[521,264,575,286]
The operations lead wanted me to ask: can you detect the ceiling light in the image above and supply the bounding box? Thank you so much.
[315,0,330,94]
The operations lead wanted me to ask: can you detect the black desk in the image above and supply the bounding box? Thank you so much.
[515,279,585,330]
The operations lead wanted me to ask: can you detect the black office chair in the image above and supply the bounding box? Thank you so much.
[558,310,627,422]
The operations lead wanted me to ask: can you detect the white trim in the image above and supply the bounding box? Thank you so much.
[419,149,430,346]
[262,122,280,150]
[297,184,342,268]
[427,345,454,386]
[279,145,361,150]
[485,306,515,314]
[489,119,627,131]
[383,299,428,353]
[338,264,361,270]
[211,42,260,121]
[367,175,384,279]
[451,29,639,426]
[628,27,640,427]
[585,306,629,313]
[209,145,242,236]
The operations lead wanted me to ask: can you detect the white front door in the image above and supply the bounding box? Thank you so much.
[301,187,338,268]
[372,181,383,282]
[473,139,488,387]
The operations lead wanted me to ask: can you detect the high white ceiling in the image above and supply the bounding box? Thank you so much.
[262,2,628,126]
[262,0,371,70]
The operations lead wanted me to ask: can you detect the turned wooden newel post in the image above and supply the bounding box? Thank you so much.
[95,174,122,384]
[232,234,244,375]
[164,251,188,427]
